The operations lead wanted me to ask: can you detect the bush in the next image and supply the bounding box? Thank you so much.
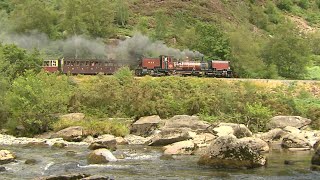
[277,0,293,11]
[53,118,130,137]
[243,102,273,132]
[5,71,73,136]
[298,0,309,9]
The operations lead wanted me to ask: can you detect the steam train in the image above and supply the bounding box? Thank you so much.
[43,55,233,77]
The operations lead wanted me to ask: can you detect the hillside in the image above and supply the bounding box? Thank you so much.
[0,0,320,79]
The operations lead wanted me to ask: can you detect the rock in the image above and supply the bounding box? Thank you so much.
[311,165,320,171]
[124,134,151,145]
[0,150,16,165]
[213,126,234,137]
[34,173,89,180]
[66,151,77,157]
[239,137,270,153]
[87,149,117,164]
[162,115,211,132]
[193,133,216,148]
[25,159,37,165]
[0,166,6,172]
[198,135,267,169]
[281,134,311,149]
[267,116,311,129]
[52,126,86,142]
[88,134,117,151]
[148,129,192,146]
[284,160,301,165]
[214,123,252,138]
[82,136,94,143]
[25,141,48,147]
[312,147,320,165]
[163,140,196,155]
[130,115,161,137]
[115,137,128,145]
[283,126,300,134]
[160,154,174,160]
[258,128,287,142]
[51,142,67,149]
[288,148,310,151]
[82,175,114,180]
[59,113,85,121]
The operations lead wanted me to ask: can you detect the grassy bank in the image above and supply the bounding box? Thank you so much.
[74,70,320,132]
[2,69,320,136]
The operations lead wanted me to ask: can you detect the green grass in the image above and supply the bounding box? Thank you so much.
[53,118,131,137]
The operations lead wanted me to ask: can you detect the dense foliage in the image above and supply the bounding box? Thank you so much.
[75,72,320,132]
[0,0,320,136]
[0,0,320,79]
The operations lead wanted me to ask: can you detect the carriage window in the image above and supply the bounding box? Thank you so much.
[76,61,80,66]
[43,61,50,67]
[52,61,57,66]
[70,61,75,66]
[85,61,89,66]
[65,61,70,66]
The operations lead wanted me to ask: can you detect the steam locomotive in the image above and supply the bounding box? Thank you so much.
[43,55,232,77]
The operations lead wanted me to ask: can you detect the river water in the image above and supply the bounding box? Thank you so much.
[1,144,319,180]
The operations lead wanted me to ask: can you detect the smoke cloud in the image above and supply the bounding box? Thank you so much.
[0,31,203,65]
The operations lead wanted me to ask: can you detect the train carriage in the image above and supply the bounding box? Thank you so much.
[43,55,233,78]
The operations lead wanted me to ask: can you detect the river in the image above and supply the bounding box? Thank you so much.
[1,144,319,180]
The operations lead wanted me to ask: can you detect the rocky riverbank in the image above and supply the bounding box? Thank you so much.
[1,114,320,179]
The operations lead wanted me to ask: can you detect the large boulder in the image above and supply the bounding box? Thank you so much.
[239,137,270,153]
[312,147,320,166]
[267,116,311,129]
[0,150,16,165]
[257,128,287,142]
[88,134,117,151]
[281,133,311,149]
[52,126,86,142]
[130,115,161,137]
[198,135,267,169]
[213,123,252,138]
[162,115,211,132]
[115,137,128,145]
[148,129,192,146]
[163,140,196,155]
[124,134,151,145]
[87,149,117,164]
[59,113,85,122]
[193,133,216,149]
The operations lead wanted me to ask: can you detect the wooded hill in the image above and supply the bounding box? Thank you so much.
[1,0,320,79]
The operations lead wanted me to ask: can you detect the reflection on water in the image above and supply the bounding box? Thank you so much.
[1,145,320,180]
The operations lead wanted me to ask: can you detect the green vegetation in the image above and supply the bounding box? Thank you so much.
[74,75,320,133]
[0,0,320,79]
[53,118,130,137]
[0,1,320,136]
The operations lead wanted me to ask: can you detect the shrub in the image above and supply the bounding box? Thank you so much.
[5,71,73,136]
[298,0,309,9]
[53,118,130,137]
[243,102,273,132]
[277,0,293,11]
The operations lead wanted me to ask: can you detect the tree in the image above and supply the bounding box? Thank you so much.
[262,24,311,79]
[10,0,58,38]
[191,23,230,60]
[0,50,10,128]
[154,11,168,40]
[229,28,267,78]
[6,71,73,136]
[115,0,129,27]
[61,0,115,38]
[0,44,42,80]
